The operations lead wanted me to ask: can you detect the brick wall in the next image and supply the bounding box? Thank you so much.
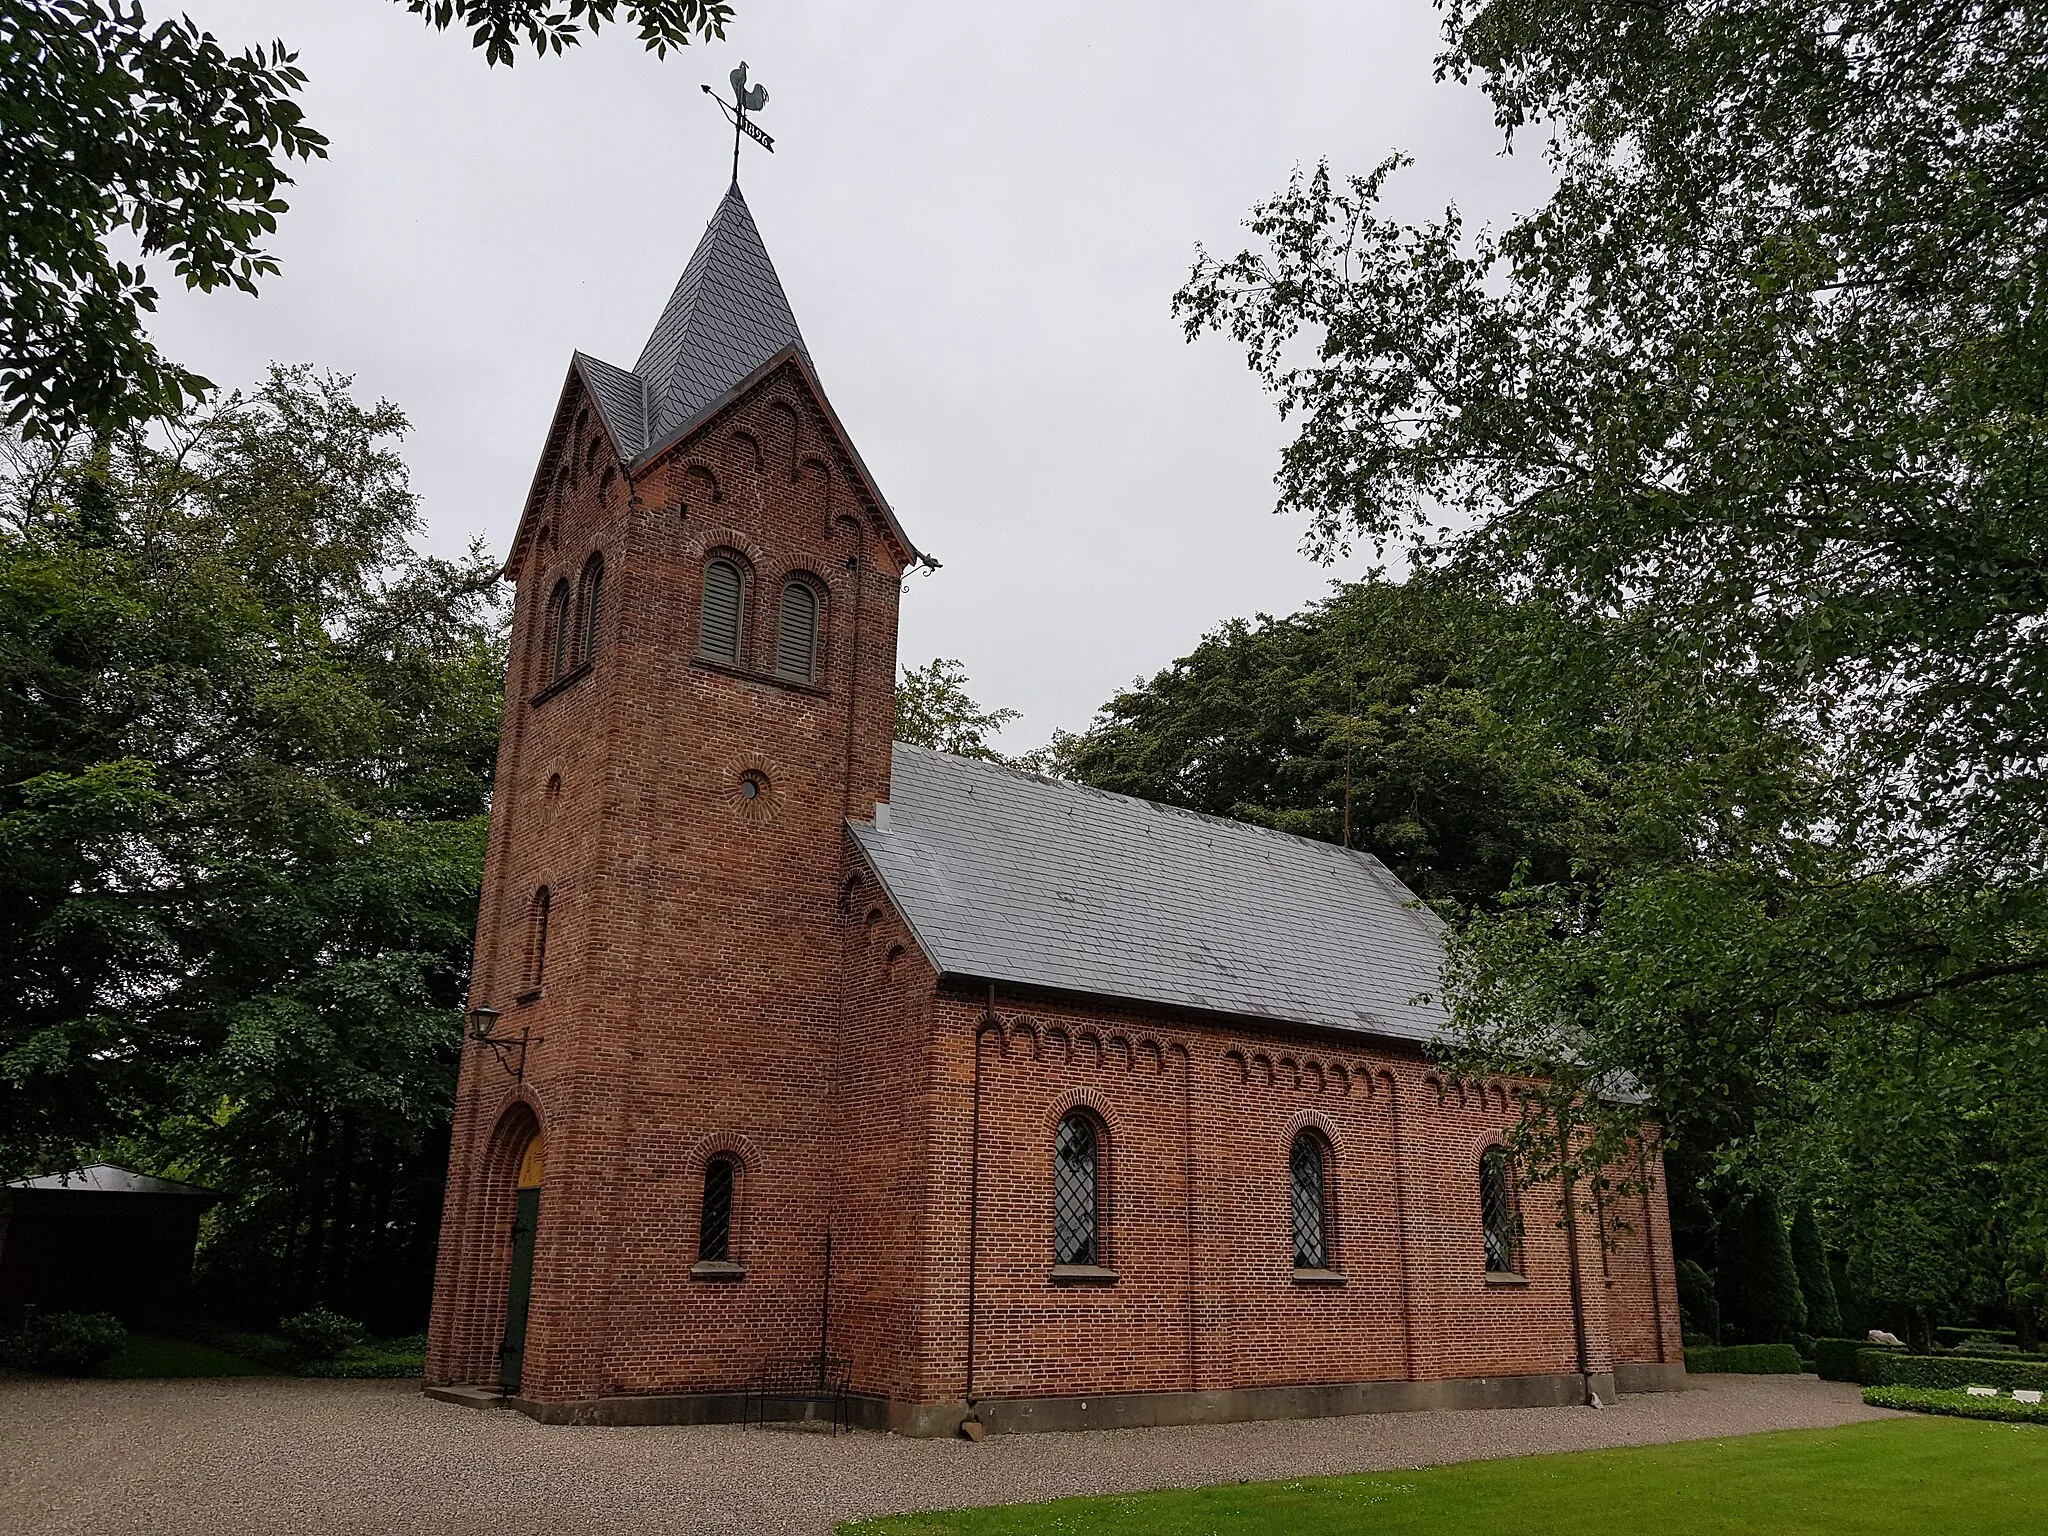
[426,356,1682,1420]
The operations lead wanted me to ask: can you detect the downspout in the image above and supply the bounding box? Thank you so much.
[1181,1043,1197,1391]
[1559,1117,1593,1400]
[965,987,997,1407]
[1385,1071,1416,1380]
[1638,1134,1668,1364]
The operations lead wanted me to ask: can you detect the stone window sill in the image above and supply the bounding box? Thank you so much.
[1293,1267,1347,1285]
[1484,1271,1530,1287]
[690,1260,747,1281]
[530,659,592,707]
[514,988,542,1007]
[1049,1264,1118,1285]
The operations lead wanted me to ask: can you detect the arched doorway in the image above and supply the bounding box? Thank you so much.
[501,1131,543,1394]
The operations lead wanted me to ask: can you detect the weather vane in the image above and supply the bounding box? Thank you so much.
[702,62,773,183]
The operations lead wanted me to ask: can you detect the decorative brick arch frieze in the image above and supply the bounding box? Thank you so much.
[763,398,801,482]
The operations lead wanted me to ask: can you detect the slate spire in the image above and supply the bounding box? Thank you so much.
[633,183,811,450]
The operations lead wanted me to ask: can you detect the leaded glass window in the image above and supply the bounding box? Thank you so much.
[1053,1112,1099,1266]
[1481,1147,1521,1275]
[1290,1132,1329,1270]
[699,1155,735,1262]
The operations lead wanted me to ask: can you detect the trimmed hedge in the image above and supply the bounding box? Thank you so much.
[1859,1349,2048,1393]
[1814,1337,1883,1383]
[1683,1342,1805,1375]
[1864,1385,2048,1426]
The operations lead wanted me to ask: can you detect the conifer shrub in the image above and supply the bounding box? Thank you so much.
[1719,1191,1806,1343]
[1788,1203,1841,1337]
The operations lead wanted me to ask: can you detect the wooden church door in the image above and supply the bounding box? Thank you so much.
[500,1134,544,1393]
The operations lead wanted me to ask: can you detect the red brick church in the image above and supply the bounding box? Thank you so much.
[424,181,1684,1432]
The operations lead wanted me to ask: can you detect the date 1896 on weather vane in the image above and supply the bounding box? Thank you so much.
[702,62,773,182]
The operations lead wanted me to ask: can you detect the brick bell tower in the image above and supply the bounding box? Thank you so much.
[425,182,922,1404]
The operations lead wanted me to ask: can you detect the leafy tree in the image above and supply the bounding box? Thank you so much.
[1055,571,1609,908]
[400,0,731,65]
[894,658,1021,762]
[1789,1202,1842,1338]
[0,367,505,1326]
[0,3,326,439]
[2,0,729,444]
[1176,0,2048,1339]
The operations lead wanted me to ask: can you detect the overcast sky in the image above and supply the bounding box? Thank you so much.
[150,1,1548,750]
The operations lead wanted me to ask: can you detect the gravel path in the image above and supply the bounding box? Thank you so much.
[1,1373,1891,1535]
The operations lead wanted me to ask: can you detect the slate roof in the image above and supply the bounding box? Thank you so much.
[574,351,649,461]
[850,745,1451,1044]
[632,182,810,450]
[8,1163,216,1197]
[563,184,809,465]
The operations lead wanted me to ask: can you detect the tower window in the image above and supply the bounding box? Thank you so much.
[577,553,604,663]
[545,579,573,680]
[699,1155,736,1262]
[1481,1146,1523,1276]
[775,579,819,682]
[525,886,551,991]
[699,557,745,664]
[1290,1131,1331,1271]
[1053,1111,1101,1267]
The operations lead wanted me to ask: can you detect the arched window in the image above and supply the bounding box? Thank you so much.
[775,579,818,682]
[577,553,604,663]
[525,886,551,991]
[1481,1146,1522,1276]
[546,579,573,680]
[1290,1131,1330,1271]
[1053,1111,1101,1266]
[699,1154,736,1262]
[699,557,745,664]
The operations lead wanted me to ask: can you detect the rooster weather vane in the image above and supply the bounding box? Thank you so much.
[702,62,773,183]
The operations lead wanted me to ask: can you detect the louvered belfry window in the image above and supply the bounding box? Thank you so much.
[1481,1147,1522,1275]
[1290,1132,1329,1270]
[1053,1112,1100,1266]
[699,1155,735,1262]
[776,579,818,681]
[699,558,744,663]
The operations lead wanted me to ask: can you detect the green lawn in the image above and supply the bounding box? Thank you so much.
[105,1331,276,1378]
[839,1417,2047,1535]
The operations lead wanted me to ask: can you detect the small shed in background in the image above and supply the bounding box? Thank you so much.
[0,1164,218,1324]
